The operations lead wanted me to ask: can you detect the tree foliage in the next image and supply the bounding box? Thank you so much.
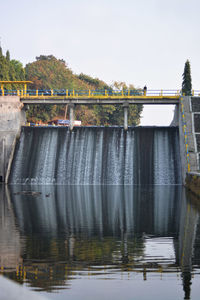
[0,47,9,81]
[0,47,25,88]
[26,55,93,90]
[0,49,142,125]
[78,73,110,90]
[25,55,98,122]
[182,60,192,96]
[25,55,143,125]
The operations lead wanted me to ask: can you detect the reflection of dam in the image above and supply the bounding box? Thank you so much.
[0,185,200,297]
[0,185,23,270]
[10,185,182,238]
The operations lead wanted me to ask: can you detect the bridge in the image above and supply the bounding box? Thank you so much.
[0,81,185,131]
[1,81,199,104]
[0,86,191,105]
[21,93,180,105]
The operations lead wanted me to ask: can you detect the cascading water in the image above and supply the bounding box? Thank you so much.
[9,126,182,185]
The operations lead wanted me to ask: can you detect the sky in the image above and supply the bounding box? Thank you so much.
[0,0,199,125]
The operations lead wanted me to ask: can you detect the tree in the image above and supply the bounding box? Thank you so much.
[0,50,9,81]
[182,60,192,96]
[6,50,10,62]
[78,73,110,90]
[0,48,25,89]
[10,60,25,80]
[25,55,97,122]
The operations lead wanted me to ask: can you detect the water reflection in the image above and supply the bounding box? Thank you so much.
[0,185,24,271]
[0,185,200,299]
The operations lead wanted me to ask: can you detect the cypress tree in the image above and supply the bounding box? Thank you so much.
[0,50,9,80]
[182,60,192,96]
[6,50,10,62]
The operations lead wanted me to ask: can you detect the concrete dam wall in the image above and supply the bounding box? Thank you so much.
[0,97,26,182]
[9,126,182,185]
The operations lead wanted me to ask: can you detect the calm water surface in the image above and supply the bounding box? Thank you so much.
[0,184,200,300]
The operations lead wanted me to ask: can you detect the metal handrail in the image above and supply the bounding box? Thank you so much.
[1,89,200,98]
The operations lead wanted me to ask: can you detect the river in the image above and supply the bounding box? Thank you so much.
[0,184,200,300]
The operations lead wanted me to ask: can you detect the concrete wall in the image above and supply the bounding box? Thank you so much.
[178,96,199,183]
[191,97,200,170]
[185,172,200,197]
[170,104,179,126]
[178,96,200,197]
[0,96,26,182]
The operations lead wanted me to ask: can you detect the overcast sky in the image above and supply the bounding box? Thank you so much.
[0,0,199,125]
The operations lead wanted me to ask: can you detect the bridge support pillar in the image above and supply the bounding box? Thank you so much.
[69,104,75,131]
[123,103,129,131]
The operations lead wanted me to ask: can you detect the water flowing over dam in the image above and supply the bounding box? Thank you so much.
[9,126,182,185]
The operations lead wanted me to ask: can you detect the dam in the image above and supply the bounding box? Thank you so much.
[0,92,199,184]
[9,126,181,185]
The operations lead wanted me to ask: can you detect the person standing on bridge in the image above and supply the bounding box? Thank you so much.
[143,85,147,96]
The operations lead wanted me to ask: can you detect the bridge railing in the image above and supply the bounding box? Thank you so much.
[0,89,200,97]
[192,90,200,96]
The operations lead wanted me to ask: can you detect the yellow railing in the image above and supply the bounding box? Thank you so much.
[180,97,191,172]
[13,89,181,99]
[2,88,200,99]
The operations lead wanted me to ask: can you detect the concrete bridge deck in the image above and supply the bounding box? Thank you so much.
[21,96,179,105]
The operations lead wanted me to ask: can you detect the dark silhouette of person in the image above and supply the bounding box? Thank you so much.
[143,85,147,96]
